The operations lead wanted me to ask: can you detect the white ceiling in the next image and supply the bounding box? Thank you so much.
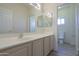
[56,3,65,6]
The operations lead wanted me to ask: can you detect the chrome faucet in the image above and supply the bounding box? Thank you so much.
[19,33,23,39]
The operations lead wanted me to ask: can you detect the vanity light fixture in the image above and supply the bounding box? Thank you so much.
[30,3,40,10]
[58,6,62,9]
[47,12,52,18]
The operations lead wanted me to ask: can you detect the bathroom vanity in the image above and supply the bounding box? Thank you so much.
[0,32,55,56]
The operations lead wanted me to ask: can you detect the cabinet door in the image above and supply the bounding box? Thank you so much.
[26,43,33,56]
[33,39,43,56]
[0,42,32,56]
[49,35,54,51]
[44,36,50,56]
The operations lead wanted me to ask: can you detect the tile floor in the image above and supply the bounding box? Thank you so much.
[49,43,76,56]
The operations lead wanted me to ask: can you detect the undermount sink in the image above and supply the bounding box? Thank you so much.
[22,36,33,39]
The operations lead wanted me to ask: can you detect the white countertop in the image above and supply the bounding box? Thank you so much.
[0,32,54,50]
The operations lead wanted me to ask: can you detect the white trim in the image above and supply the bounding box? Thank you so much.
[75,4,79,55]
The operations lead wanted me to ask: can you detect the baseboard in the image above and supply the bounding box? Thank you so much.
[64,42,75,47]
[47,50,57,56]
[77,51,79,56]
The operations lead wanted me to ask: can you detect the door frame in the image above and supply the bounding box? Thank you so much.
[75,4,79,55]
[28,16,36,32]
[56,3,77,55]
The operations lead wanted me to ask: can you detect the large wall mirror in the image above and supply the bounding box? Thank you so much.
[0,8,28,34]
[0,8,13,34]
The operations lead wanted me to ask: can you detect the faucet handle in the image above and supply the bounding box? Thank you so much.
[19,33,23,38]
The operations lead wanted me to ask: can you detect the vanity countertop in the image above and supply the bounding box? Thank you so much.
[0,32,54,50]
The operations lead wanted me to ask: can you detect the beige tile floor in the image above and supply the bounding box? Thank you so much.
[49,43,76,56]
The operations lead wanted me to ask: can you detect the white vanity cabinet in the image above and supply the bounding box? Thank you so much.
[0,34,54,56]
[33,39,43,56]
[0,42,32,56]
[32,35,54,56]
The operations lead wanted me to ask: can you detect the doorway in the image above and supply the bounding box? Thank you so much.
[57,17,65,44]
[29,16,36,32]
[57,4,76,56]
